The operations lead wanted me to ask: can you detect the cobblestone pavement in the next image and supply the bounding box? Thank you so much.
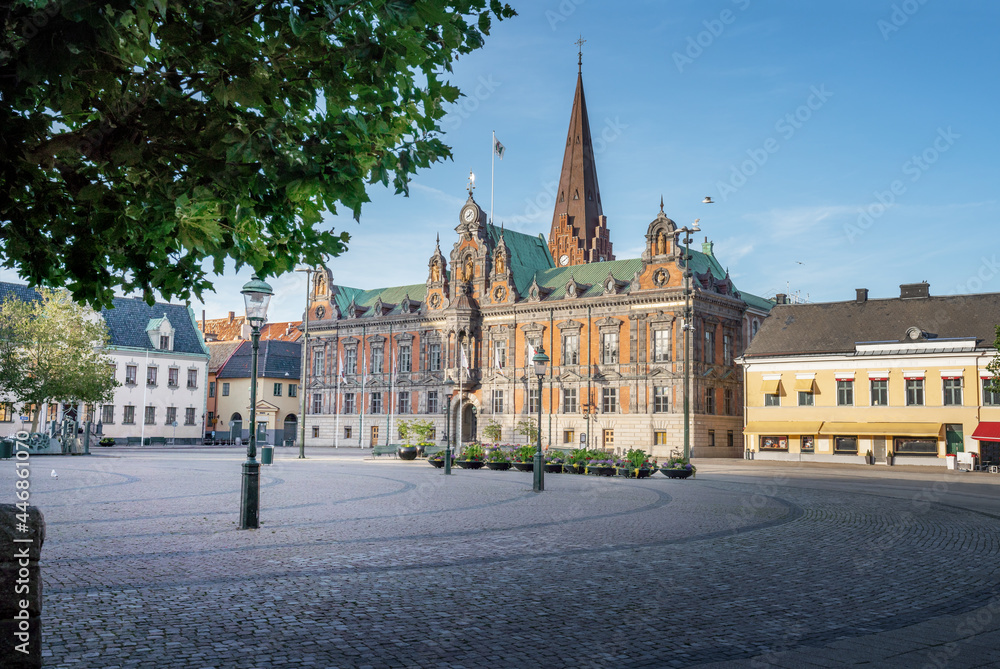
[4,449,1000,668]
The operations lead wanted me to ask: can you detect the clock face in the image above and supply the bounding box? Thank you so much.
[462,206,477,223]
[559,254,569,266]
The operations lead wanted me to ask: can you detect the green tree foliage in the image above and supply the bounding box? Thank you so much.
[514,418,537,443]
[482,418,502,443]
[988,325,1000,394]
[407,418,435,444]
[0,288,119,431]
[0,0,516,308]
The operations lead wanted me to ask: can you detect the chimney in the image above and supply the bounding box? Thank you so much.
[702,238,715,257]
[228,311,235,322]
[900,282,930,299]
[775,293,788,305]
[202,309,206,332]
[856,288,869,303]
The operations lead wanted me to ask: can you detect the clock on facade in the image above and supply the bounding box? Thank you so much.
[559,254,569,266]
[462,206,477,223]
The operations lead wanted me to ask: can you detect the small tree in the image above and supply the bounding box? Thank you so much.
[0,288,119,432]
[397,419,412,445]
[987,325,1000,394]
[515,419,538,444]
[483,419,502,444]
[409,418,436,445]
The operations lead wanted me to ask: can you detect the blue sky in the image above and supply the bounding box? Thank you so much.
[76,2,1000,321]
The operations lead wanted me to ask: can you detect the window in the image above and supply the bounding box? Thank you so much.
[528,387,540,414]
[943,378,963,406]
[707,430,716,447]
[724,388,734,415]
[653,386,670,413]
[101,404,114,424]
[798,391,814,406]
[563,429,575,444]
[165,406,177,425]
[764,393,780,407]
[704,329,716,364]
[760,435,788,451]
[906,378,924,406]
[524,337,541,367]
[222,382,230,397]
[187,369,198,389]
[159,335,170,350]
[801,436,815,451]
[894,437,937,455]
[398,391,410,414]
[345,348,357,375]
[728,430,735,449]
[563,334,579,365]
[870,379,888,406]
[273,383,282,396]
[207,411,215,427]
[209,381,216,398]
[343,426,351,439]
[492,389,504,413]
[494,340,506,369]
[337,392,352,414]
[0,403,11,422]
[723,334,733,365]
[313,349,325,377]
[168,367,179,387]
[654,431,667,445]
[123,406,135,425]
[289,384,297,398]
[126,365,137,385]
[704,387,716,414]
[984,378,1000,406]
[399,345,412,373]
[429,344,442,371]
[600,332,619,364]
[652,329,671,362]
[563,388,578,413]
[371,392,382,414]
[147,366,158,386]
[371,347,384,374]
[185,408,196,425]
[427,391,439,414]
[312,394,323,414]
[144,406,156,425]
[47,403,58,422]
[834,436,858,453]
[837,380,854,406]
[602,387,618,413]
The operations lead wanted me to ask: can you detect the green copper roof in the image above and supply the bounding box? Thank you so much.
[529,258,644,300]
[740,291,776,312]
[331,283,428,317]
[486,224,554,295]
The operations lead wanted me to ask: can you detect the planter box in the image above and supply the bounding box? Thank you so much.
[398,446,418,461]
[660,468,693,479]
[512,461,533,472]
[486,461,512,471]
[456,460,484,470]
[544,463,564,473]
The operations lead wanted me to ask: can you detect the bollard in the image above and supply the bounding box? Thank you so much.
[0,504,45,669]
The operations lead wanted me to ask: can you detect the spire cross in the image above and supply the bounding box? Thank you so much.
[467,169,476,196]
[575,35,586,71]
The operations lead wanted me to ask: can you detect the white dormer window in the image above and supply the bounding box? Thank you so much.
[159,335,170,350]
[146,314,175,351]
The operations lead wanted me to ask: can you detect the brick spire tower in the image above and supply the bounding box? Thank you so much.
[548,41,613,267]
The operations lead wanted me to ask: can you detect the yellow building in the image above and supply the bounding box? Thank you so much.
[739,284,1000,466]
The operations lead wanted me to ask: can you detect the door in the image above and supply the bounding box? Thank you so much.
[603,429,614,451]
[945,424,964,455]
[283,415,297,446]
[462,405,477,443]
[230,413,243,443]
[873,436,886,462]
[370,425,379,447]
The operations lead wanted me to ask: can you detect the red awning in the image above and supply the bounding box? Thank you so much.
[971,422,1000,441]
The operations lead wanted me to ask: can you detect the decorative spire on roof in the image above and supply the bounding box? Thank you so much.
[575,35,586,73]
[659,195,664,214]
[467,169,476,197]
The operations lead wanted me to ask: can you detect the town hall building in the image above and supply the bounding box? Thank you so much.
[299,64,773,459]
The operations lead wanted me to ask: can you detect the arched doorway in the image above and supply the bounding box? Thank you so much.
[461,404,477,444]
[230,413,243,443]
[283,415,297,446]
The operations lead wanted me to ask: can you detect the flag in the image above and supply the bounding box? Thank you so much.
[494,137,505,160]
[460,345,469,369]
[527,340,535,365]
[494,344,502,369]
[338,352,345,385]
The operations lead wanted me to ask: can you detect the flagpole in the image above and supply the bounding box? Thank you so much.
[491,130,495,225]
[335,348,341,448]
[457,335,464,453]
[360,325,366,449]
[386,326,393,447]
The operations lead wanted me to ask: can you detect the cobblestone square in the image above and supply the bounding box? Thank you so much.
[5,449,1000,668]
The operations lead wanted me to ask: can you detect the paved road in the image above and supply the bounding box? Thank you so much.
[3,449,1000,668]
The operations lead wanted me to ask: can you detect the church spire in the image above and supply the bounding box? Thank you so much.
[548,49,614,267]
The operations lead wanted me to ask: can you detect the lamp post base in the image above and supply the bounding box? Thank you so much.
[444,446,452,475]
[239,459,260,529]
[533,452,544,492]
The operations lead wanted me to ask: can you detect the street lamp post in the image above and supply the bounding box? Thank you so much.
[674,220,701,462]
[532,344,550,492]
[294,267,314,459]
[239,274,274,530]
[443,379,455,475]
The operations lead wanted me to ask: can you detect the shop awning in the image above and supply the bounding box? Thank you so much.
[794,378,815,392]
[761,378,781,394]
[745,421,824,434]
[971,422,1000,441]
[818,422,940,437]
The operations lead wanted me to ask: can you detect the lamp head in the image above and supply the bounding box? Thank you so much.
[532,344,550,379]
[241,274,274,326]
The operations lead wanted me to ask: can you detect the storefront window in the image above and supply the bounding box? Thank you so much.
[801,436,815,451]
[834,436,858,453]
[759,435,788,450]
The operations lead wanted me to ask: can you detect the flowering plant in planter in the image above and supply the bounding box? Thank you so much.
[486,446,511,463]
[662,456,696,476]
[544,452,564,464]
[457,443,486,462]
[512,443,536,463]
